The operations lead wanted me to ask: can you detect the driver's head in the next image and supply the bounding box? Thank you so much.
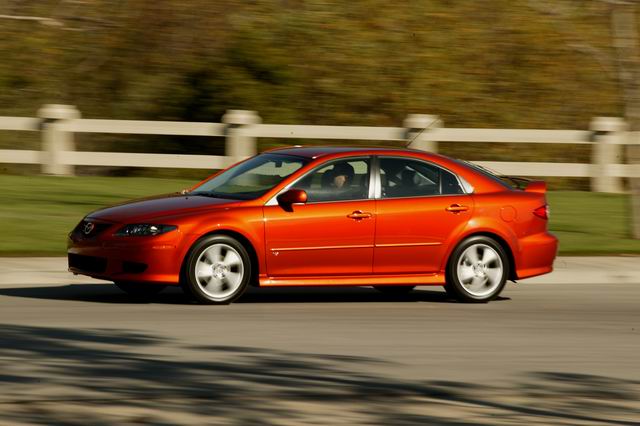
[332,163,355,188]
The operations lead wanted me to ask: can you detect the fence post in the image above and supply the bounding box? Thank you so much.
[590,117,626,193]
[222,110,261,160]
[404,114,441,153]
[37,104,80,176]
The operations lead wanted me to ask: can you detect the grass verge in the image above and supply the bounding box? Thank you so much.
[0,175,638,256]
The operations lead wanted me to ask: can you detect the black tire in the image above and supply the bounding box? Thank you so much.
[445,235,509,303]
[374,285,415,295]
[114,281,166,300]
[181,234,251,305]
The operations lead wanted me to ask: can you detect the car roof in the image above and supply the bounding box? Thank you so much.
[265,145,427,159]
[262,145,511,194]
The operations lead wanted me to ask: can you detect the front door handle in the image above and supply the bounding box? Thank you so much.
[347,210,372,220]
[445,204,469,213]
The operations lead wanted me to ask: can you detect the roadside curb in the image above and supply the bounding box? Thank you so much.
[1,256,639,286]
[522,256,640,285]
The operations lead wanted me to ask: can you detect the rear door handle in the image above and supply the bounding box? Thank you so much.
[445,204,469,213]
[347,210,372,220]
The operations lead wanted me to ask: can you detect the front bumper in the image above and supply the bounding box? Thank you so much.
[67,221,184,285]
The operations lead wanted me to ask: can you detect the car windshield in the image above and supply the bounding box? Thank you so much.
[191,153,308,200]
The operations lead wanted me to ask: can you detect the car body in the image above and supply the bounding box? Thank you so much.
[68,146,558,303]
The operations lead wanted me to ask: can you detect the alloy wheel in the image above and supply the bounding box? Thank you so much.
[456,243,504,298]
[194,243,245,300]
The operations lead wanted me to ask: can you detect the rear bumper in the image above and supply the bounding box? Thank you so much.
[67,236,183,285]
[515,231,559,280]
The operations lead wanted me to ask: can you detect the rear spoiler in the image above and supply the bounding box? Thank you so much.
[499,175,546,193]
[524,181,547,194]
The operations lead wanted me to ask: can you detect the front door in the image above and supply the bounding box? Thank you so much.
[373,156,474,274]
[264,157,375,277]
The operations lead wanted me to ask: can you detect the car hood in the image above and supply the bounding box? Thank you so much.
[86,193,242,223]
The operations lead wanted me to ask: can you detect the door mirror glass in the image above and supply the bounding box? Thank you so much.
[277,188,308,211]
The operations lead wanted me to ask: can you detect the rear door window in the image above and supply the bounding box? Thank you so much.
[379,157,464,198]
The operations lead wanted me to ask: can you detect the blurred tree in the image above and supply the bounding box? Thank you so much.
[606,0,640,238]
[0,0,622,124]
[0,0,631,188]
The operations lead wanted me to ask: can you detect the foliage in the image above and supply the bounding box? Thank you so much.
[0,1,629,182]
[0,1,623,127]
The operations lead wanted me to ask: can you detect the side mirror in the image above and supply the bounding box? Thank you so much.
[277,188,307,211]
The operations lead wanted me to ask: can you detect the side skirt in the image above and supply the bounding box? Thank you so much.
[259,273,446,287]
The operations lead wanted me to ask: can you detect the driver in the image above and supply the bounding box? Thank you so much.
[330,162,355,189]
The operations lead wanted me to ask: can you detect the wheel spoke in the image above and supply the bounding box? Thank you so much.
[204,245,222,264]
[196,262,213,280]
[467,276,484,290]
[225,271,241,285]
[485,267,502,286]
[458,265,475,283]
[222,250,241,268]
[481,248,498,265]
[205,277,224,293]
[465,246,480,264]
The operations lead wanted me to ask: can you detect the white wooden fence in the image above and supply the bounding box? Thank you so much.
[1,104,638,193]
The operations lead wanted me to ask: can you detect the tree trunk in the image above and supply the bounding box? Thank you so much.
[610,2,640,239]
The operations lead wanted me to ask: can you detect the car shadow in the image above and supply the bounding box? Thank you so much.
[0,283,509,305]
[0,283,192,305]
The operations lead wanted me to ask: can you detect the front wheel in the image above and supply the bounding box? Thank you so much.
[445,236,509,303]
[182,235,251,305]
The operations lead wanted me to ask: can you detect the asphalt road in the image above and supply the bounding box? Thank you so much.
[0,259,639,425]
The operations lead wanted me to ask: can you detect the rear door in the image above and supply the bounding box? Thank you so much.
[373,156,474,274]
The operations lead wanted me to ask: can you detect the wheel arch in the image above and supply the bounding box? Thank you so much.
[447,231,517,281]
[180,229,261,287]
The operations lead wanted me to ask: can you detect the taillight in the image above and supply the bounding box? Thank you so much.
[533,204,549,220]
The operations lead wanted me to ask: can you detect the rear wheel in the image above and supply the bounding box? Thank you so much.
[182,235,251,305]
[114,281,166,299]
[445,236,509,303]
[374,285,415,295]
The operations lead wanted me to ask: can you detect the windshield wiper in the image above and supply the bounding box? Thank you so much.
[188,191,240,200]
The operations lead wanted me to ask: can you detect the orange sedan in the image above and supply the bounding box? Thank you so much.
[68,147,558,304]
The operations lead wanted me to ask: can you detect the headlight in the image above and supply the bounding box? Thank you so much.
[114,224,177,237]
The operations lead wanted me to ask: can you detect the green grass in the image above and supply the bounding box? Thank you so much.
[0,175,198,256]
[0,175,639,256]
[547,191,640,255]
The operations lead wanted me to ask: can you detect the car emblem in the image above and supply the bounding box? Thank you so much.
[82,222,95,235]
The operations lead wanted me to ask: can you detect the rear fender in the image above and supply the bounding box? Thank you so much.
[438,218,519,275]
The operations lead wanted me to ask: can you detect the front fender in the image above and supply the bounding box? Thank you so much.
[178,208,266,279]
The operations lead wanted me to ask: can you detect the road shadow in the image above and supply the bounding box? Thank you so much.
[0,324,637,425]
[0,283,192,305]
[0,283,512,305]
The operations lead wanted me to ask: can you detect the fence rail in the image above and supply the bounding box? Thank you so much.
[0,105,637,192]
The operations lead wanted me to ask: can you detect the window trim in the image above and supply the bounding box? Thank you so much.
[265,156,374,206]
[374,155,471,200]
